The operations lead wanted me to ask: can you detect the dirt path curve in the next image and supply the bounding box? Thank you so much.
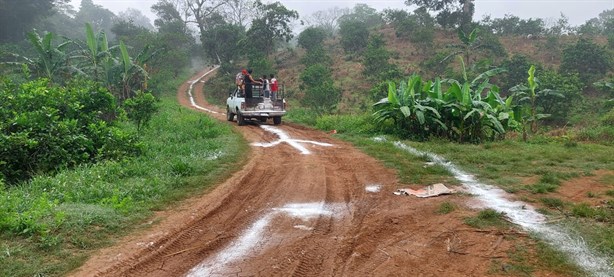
[70,68,518,277]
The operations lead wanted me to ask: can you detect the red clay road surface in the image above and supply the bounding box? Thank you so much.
[70,68,542,277]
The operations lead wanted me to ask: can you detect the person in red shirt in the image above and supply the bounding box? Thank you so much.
[269,74,278,100]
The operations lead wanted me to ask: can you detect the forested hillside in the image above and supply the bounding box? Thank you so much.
[202,3,613,144]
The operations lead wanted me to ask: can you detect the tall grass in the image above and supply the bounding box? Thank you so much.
[0,76,248,276]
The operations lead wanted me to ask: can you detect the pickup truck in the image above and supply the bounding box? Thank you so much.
[226,85,286,126]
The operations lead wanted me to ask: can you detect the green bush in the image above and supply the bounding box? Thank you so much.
[0,78,139,184]
[500,55,536,92]
[339,19,369,54]
[362,34,401,81]
[560,38,612,85]
[298,27,327,51]
[300,45,331,67]
[123,91,160,132]
[299,64,341,115]
[535,70,583,125]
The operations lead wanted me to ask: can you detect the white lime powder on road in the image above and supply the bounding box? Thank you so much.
[186,202,343,276]
[253,125,333,155]
[381,137,613,277]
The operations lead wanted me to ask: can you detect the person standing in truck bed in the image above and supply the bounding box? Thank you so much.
[236,69,246,94]
[270,74,278,100]
[243,69,261,98]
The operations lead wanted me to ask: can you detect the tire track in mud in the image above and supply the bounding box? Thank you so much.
[71,68,547,277]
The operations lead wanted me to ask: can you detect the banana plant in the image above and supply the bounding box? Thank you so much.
[440,56,508,142]
[74,23,154,101]
[510,65,556,141]
[114,41,150,100]
[441,28,482,66]
[73,23,115,84]
[2,30,78,83]
[373,74,446,139]
[373,56,514,142]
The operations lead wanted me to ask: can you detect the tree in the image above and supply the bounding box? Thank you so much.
[535,69,583,124]
[118,8,155,30]
[298,27,327,51]
[362,34,400,80]
[123,91,159,133]
[185,0,229,47]
[300,45,331,67]
[0,0,68,42]
[405,0,474,30]
[544,13,571,36]
[220,0,257,28]
[480,14,544,36]
[152,0,186,26]
[306,7,350,36]
[33,1,82,39]
[75,0,118,39]
[299,64,341,115]
[201,23,245,62]
[111,20,153,52]
[339,20,369,54]
[338,4,383,28]
[151,0,194,77]
[385,7,435,53]
[500,54,534,92]
[560,38,612,84]
[246,1,298,55]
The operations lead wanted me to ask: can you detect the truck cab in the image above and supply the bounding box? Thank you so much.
[226,85,286,126]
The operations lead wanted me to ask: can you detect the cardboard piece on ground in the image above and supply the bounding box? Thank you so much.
[394,183,454,198]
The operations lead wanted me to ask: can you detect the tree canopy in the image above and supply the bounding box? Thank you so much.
[0,0,68,42]
[405,0,474,30]
[246,1,298,55]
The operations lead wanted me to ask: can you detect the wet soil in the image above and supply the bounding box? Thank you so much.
[69,68,556,277]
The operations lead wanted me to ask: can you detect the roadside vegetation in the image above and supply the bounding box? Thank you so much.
[2,0,614,276]
[278,3,614,275]
[0,1,247,276]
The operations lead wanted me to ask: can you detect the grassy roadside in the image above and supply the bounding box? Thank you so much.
[288,112,614,275]
[0,73,249,276]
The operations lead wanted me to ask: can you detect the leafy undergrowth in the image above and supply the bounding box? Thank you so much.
[0,88,248,276]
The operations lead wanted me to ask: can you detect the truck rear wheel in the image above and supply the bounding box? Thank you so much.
[273,116,282,125]
[237,113,245,126]
[226,107,234,121]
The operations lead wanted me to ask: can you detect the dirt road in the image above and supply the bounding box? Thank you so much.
[70,68,531,277]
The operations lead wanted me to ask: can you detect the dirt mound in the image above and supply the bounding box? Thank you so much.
[70,69,540,277]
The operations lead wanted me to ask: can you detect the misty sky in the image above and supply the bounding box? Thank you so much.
[69,0,614,27]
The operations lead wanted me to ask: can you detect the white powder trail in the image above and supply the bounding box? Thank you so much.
[365,184,381,193]
[187,66,221,115]
[185,214,273,277]
[253,125,333,155]
[381,138,613,276]
[186,202,339,276]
